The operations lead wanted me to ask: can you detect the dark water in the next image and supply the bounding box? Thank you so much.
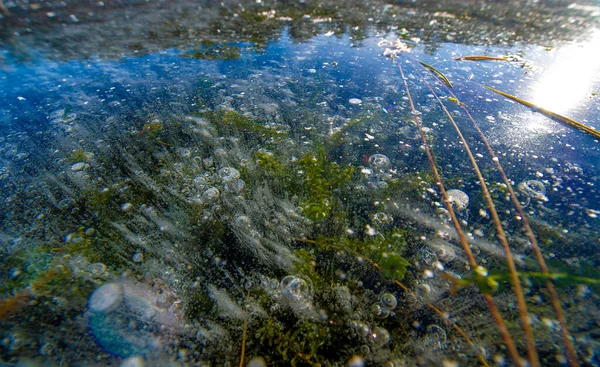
[1,1,600,366]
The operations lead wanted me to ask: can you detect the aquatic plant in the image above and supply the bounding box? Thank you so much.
[390,47,589,366]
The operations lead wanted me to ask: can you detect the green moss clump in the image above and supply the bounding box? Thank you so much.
[374,251,410,281]
[142,121,164,136]
[297,150,354,222]
[187,40,241,61]
[203,110,288,144]
[67,149,89,164]
[254,150,286,179]
[339,229,409,281]
[255,317,330,365]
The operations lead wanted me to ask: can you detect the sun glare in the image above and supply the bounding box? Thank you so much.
[531,29,600,114]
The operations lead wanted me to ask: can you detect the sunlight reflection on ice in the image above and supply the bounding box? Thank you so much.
[531,29,600,114]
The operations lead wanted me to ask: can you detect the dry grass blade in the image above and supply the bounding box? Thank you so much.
[419,61,454,88]
[0,0,10,16]
[455,56,510,61]
[239,291,250,367]
[484,86,600,140]
[416,66,540,367]
[447,88,581,366]
[397,61,524,367]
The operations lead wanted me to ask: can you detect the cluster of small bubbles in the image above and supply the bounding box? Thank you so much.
[367,326,391,348]
[368,154,391,171]
[280,275,313,302]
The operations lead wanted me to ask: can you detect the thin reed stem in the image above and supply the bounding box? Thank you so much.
[239,291,250,367]
[450,90,580,367]
[397,61,524,367]
[415,66,540,367]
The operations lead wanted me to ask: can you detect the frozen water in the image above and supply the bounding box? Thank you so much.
[1,1,600,366]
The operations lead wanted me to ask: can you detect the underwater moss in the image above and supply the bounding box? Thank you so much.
[187,40,241,61]
[66,149,89,164]
[339,229,410,281]
[203,110,288,144]
[297,150,354,222]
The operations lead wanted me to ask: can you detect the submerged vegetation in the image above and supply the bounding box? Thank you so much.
[1,1,600,366]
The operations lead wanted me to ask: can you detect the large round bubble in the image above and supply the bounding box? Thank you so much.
[517,180,548,202]
[368,154,391,171]
[88,283,123,314]
[280,275,313,302]
[380,293,397,310]
[202,187,220,202]
[218,167,240,182]
[446,189,469,211]
[88,280,183,358]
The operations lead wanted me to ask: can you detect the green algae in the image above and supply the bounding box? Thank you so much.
[297,150,354,222]
[66,149,89,164]
[203,110,288,144]
[187,40,241,61]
